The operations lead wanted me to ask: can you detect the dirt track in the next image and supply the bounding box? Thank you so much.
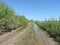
[0,23,58,45]
[0,23,31,45]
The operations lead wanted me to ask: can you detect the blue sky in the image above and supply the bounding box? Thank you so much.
[2,0,60,21]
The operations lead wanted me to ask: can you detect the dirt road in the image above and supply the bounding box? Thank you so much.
[0,23,31,45]
[0,23,59,45]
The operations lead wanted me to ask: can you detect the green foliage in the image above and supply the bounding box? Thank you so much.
[35,19,60,42]
[0,2,29,34]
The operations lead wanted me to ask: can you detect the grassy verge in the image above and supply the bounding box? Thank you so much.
[0,24,27,35]
[35,21,60,44]
[0,25,27,44]
[16,25,27,32]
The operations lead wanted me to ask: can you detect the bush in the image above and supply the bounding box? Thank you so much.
[0,2,29,34]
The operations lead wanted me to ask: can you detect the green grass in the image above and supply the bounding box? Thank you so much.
[0,2,29,35]
[35,19,60,42]
[16,25,27,32]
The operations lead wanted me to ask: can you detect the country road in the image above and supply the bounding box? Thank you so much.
[0,22,58,45]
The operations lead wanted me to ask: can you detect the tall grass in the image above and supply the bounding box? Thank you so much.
[35,19,60,42]
[0,2,29,35]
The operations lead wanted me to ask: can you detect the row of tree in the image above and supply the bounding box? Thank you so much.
[35,19,60,42]
[0,2,29,35]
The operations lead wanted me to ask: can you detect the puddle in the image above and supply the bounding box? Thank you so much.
[33,24,58,45]
[34,24,45,36]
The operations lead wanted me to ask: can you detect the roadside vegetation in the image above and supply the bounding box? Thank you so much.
[35,18,60,42]
[0,2,29,35]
